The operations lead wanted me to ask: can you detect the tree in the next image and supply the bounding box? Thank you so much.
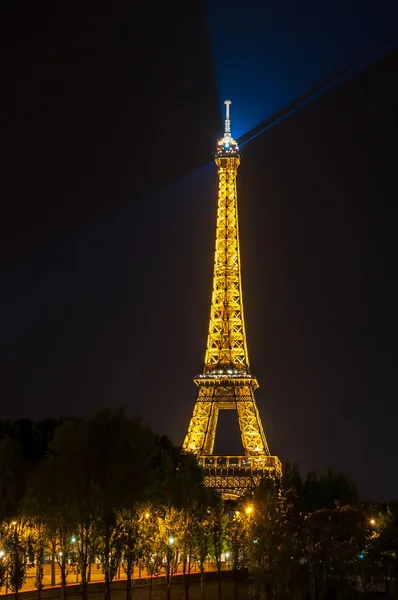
[0,437,25,522]
[119,507,146,600]
[157,507,185,600]
[89,410,158,600]
[142,511,162,600]
[192,508,213,600]
[29,516,45,599]
[170,451,205,600]
[302,468,359,513]
[208,499,228,600]
[49,418,98,600]
[348,508,396,599]
[298,469,363,600]
[3,520,33,600]
[226,510,248,600]
[24,455,77,600]
[246,476,295,600]
[0,547,6,592]
[0,437,27,597]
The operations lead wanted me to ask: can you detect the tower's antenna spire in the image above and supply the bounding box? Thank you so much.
[216,99,238,156]
[224,99,232,136]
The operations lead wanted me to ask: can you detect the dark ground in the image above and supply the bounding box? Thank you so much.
[10,576,239,600]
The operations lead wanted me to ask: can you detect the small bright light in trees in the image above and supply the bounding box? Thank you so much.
[370,518,375,526]
[59,552,63,556]
[168,536,175,545]
[225,552,230,559]
[11,521,17,526]
[0,550,4,557]
[71,537,77,543]
[145,512,150,519]
[245,505,253,515]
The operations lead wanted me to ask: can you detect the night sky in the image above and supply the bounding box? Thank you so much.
[1,2,398,501]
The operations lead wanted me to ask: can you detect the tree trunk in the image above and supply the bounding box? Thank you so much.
[88,561,92,583]
[81,566,88,600]
[166,563,171,600]
[186,553,191,600]
[126,571,133,600]
[105,570,111,600]
[126,571,132,600]
[36,560,44,599]
[183,556,188,600]
[61,562,67,600]
[200,559,205,600]
[313,577,321,600]
[124,561,135,600]
[149,574,153,600]
[217,558,222,600]
[51,549,56,586]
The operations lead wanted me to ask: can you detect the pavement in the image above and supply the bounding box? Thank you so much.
[2,572,237,600]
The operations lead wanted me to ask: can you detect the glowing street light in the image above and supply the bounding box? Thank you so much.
[225,552,230,559]
[0,550,5,558]
[145,512,150,519]
[71,536,77,543]
[245,506,253,516]
[370,518,376,526]
[168,536,175,545]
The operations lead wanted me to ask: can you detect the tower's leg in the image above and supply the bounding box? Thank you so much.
[184,387,220,455]
[183,400,212,454]
[237,397,270,455]
[202,402,219,455]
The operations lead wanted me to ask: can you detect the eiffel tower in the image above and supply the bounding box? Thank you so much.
[183,101,281,498]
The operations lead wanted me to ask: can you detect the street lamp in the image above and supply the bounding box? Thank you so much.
[370,518,376,526]
[245,506,253,516]
[145,512,150,519]
[168,536,175,545]
[71,536,77,543]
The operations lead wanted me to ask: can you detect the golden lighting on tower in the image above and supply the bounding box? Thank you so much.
[183,100,281,497]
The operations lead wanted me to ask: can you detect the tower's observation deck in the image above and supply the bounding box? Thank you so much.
[183,100,281,497]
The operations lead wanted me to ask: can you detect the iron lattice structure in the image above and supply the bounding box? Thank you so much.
[183,101,281,498]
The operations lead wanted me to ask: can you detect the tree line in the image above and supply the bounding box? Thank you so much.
[0,410,397,600]
[233,469,398,600]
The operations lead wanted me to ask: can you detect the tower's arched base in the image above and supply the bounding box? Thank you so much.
[198,455,282,498]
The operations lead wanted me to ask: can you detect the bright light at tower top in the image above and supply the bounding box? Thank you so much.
[224,99,231,134]
[215,99,239,158]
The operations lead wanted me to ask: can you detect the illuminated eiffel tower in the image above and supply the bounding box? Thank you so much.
[183,101,281,498]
